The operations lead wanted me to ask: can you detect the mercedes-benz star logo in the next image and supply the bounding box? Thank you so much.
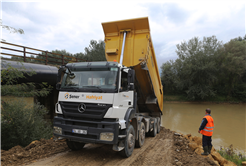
[78,103,86,113]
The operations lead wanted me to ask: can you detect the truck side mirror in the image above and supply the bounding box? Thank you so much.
[56,83,61,90]
[56,66,66,90]
[128,69,135,90]
[57,66,65,83]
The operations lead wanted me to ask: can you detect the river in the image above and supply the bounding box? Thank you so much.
[161,102,246,153]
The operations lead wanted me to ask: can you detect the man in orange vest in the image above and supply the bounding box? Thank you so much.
[198,108,214,155]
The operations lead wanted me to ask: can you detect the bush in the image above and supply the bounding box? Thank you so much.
[1,99,53,150]
[218,145,246,166]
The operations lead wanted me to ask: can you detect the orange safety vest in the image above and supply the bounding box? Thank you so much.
[200,115,214,136]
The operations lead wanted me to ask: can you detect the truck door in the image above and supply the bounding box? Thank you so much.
[107,69,134,119]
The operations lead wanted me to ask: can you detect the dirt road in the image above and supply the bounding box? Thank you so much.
[2,127,225,166]
[25,127,173,166]
[28,127,217,166]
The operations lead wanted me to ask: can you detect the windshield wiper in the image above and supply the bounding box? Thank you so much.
[82,86,105,92]
[61,87,79,92]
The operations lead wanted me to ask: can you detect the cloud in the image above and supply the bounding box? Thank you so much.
[1,1,245,70]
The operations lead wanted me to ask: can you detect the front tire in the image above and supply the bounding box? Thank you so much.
[66,140,85,151]
[135,122,145,148]
[120,125,135,157]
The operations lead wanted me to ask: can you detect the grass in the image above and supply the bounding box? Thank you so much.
[217,145,246,166]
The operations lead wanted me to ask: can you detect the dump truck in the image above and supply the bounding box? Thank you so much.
[53,17,163,157]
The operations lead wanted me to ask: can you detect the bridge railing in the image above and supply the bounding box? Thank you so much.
[0,41,86,65]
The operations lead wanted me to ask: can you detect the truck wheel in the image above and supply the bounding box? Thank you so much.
[150,118,157,137]
[120,125,135,157]
[135,122,145,148]
[157,117,161,133]
[66,140,85,151]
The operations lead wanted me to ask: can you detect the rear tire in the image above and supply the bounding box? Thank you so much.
[150,118,157,137]
[135,122,145,148]
[66,140,85,151]
[157,117,161,133]
[120,125,135,157]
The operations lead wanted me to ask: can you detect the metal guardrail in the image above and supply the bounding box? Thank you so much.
[0,41,86,65]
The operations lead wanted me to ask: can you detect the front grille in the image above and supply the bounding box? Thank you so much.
[64,132,97,139]
[65,121,97,128]
[60,101,112,120]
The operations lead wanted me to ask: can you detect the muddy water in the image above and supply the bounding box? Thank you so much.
[161,103,246,153]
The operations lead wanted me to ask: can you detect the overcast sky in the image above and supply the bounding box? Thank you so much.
[1,0,245,68]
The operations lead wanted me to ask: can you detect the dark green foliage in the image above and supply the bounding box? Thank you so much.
[1,61,53,150]
[1,61,52,97]
[74,40,106,62]
[218,39,246,99]
[160,60,178,94]
[83,40,106,61]
[161,35,246,101]
[1,100,52,150]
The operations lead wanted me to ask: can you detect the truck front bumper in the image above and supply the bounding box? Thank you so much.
[53,115,119,144]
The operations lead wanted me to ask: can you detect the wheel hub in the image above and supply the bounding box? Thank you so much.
[140,129,145,141]
[128,133,134,148]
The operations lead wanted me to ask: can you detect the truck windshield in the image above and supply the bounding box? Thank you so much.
[61,67,118,92]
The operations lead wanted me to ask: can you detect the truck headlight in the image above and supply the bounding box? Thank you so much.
[100,133,114,141]
[54,126,62,135]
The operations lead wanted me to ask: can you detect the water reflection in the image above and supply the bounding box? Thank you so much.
[161,103,246,153]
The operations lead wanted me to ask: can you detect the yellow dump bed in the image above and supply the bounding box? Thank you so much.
[102,17,163,114]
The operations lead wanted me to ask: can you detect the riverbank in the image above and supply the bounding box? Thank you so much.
[161,103,246,154]
[163,95,245,104]
[1,127,238,166]
[217,145,246,166]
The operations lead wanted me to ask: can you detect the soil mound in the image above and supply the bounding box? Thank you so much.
[1,138,69,166]
[181,133,236,166]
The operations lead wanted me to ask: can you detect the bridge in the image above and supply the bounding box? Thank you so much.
[1,41,86,65]
[1,41,86,119]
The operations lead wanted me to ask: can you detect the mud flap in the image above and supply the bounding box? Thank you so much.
[113,140,125,151]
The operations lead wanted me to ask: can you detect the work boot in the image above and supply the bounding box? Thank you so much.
[208,146,212,154]
[201,146,209,155]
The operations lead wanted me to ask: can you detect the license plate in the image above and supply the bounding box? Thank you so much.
[72,129,87,135]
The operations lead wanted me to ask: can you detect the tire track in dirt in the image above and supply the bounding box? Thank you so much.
[129,127,174,166]
[27,128,174,166]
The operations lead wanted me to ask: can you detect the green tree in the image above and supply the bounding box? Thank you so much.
[161,36,224,100]
[219,39,246,100]
[234,34,246,41]
[1,19,24,41]
[83,40,106,61]
[176,36,223,100]
[161,35,246,101]
[160,60,178,94]
[74,52,87,60]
